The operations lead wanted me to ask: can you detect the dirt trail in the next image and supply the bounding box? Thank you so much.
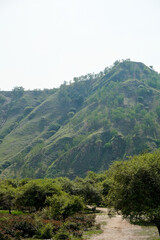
[90,207,158,240]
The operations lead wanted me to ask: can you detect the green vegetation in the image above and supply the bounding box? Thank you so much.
[2,60,160,238]
[1,150,160,238]
[0,177,99,239]
[0,60,160,178]
[83,229,103,238]
[107,151,160,235]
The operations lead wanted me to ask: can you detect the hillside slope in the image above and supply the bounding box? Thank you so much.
[0,60,160,178]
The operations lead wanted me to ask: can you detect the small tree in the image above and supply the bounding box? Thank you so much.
[107,151,160,235]
[12,86,24,98]
[46,194,84,221]
[16,182,46,211]
[0,187,15,214]
[16,181,61,212]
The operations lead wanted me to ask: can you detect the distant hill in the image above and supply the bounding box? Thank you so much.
[0,60,160,179]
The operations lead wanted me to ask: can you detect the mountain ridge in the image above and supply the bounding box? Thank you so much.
[0,60,160,179]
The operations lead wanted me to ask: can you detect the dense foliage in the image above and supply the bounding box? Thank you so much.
[1,150,160,238]
[0,174,106,239]
[107,151,160,235]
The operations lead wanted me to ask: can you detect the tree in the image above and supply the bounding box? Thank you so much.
[107,151,160,235]
[0,187,15,214]
[16,181,61,212]
[16,182,47,211]
[12,86,24,98]
[82,183,103,206]
[46,194,84,221]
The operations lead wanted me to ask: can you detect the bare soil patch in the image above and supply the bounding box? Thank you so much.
[89,207,159,240]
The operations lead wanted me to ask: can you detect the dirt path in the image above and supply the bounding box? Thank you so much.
[89,207,158,240]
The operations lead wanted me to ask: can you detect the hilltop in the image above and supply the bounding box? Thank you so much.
[0,60,160,179]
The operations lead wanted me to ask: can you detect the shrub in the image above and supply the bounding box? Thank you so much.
[48,122,61,131]
[0,214,38,239]
[65,221,80,231]
[67,213,96,230]
[55,229,71,240]
[39,223,53,239]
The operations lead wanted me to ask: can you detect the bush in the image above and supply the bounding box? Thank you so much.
[0,232,10,240]
[39,223,53,239]
[65,221,80,231]
[55,229,71,240]
[68,213,96,230]
[0,214,38,239]
[14,217,37,238]
[48,122,61,131]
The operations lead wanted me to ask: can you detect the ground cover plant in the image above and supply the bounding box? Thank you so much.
[1,150,160,238]
[0,177,99,239]
[0,210,96,239]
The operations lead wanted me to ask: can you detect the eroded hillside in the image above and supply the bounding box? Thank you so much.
[0,60,160,178]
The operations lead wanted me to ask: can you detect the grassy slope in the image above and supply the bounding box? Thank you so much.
[0,61,160,178]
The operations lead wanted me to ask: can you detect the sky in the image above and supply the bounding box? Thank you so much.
[0,0,160,90]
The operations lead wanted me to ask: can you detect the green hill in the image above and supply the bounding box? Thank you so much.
[0,60,160,179]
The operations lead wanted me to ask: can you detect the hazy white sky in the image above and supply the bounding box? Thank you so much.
[0,0,160,90]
